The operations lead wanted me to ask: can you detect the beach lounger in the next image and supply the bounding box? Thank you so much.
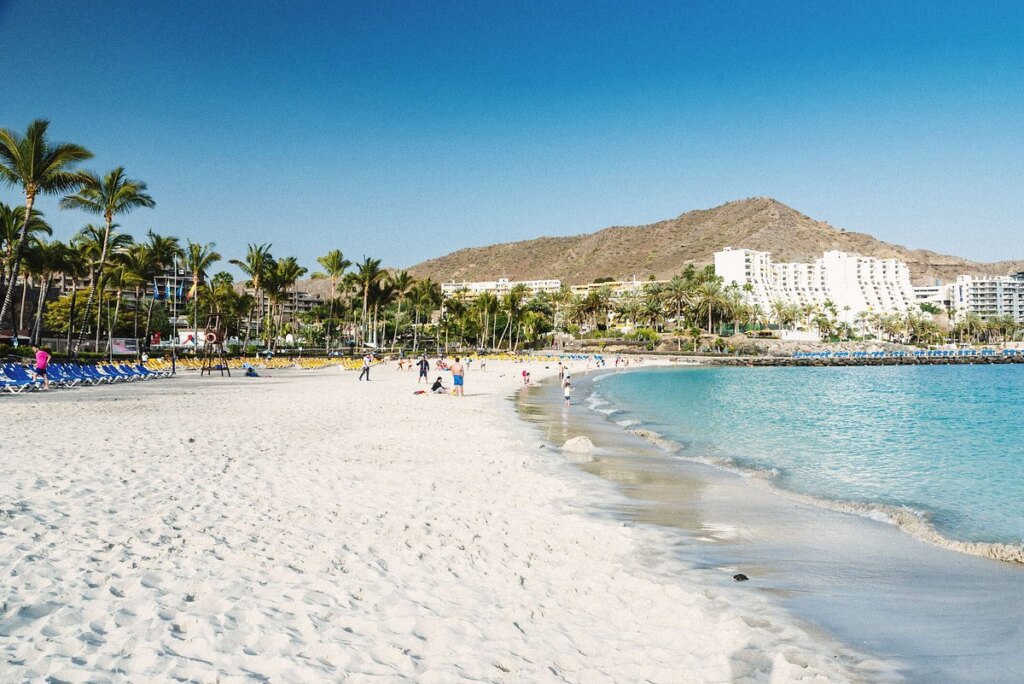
[118,364,147,379]
[67,364,103,385]
[100,364,135,382]
[46,364,80,388]
[1,364,42,393]
[82,364,117,383]
[135,363,169,378]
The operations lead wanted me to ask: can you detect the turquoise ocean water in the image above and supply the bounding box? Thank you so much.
[592,365,1024,549]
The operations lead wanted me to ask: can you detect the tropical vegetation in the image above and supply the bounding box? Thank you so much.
[2,118,1021,357]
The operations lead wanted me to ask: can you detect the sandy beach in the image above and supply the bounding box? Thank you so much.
[1,359,882,682]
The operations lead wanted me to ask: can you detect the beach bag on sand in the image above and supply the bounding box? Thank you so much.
[413,390,426,395]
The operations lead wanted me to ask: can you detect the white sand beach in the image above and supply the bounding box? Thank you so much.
[1,359,880,682]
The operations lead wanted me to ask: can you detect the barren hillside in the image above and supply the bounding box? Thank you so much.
[405,197,1022,286]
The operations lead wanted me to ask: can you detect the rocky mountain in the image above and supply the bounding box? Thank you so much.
[406,197,1022,286]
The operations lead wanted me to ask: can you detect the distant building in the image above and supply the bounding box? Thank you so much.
[714,248,917,322]
[950,273,1024,322]
[440,278,562,299]
[569,276,664,299]
[913,284,953,309]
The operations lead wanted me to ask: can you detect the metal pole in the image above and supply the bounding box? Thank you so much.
[171,258,178,376]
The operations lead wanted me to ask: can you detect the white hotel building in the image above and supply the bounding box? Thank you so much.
[950,274,1024,322]
[440,278,562,299]
[714,248,917,323]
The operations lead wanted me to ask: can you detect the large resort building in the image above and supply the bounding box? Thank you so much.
[440,276,661,301]
[714,248,918,323]
[441,278,562,299]
[950,274,1024,322]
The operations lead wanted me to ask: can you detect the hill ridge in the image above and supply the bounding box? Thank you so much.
[406,197,1022,287]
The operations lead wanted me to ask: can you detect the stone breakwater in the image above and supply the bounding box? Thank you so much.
[701,355,1024,368]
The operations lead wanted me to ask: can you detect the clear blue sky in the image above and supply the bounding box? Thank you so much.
[1,1,1022,274]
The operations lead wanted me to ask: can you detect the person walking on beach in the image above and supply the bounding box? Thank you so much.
[450,356,465,396]
[563,381,572,407]
[358,353,372,381]
[33,345,51,390]
[417,355,430,384]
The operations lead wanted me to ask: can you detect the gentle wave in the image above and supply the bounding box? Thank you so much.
[622,426,1024,565]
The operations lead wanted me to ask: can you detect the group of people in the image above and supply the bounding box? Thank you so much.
[410,354,466,396]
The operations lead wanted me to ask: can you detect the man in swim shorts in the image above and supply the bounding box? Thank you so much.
[450,357,465,396]
[417,355,430,384]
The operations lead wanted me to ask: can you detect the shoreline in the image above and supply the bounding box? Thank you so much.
[0,359,880,682]
[519,364,1024,683]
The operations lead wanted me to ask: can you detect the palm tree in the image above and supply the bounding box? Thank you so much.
[230,243,274,344]
[114,243,153,347]
[142,231,182,348]
[274,256,307,342]
[475,291,499,349]
[723,285,745,335]
[0,120,92,335]
[388,270,414,347]
[409,278,441,352]
[617,293,642,328]
[371,276,395,347]
[312,249,351,352]
[74,223,134,347]
[184,240,222,345]
[61,166,154,348]
[1,203,52,298]
[664,275,691,334]
[58,245,88,351]
[105,247,144,356]
[16,237,46,335]
[694,279,725,333]
[28,240,73,345]
[353,257,387,345]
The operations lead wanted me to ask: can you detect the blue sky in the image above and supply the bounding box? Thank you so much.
[1,1,1022,274]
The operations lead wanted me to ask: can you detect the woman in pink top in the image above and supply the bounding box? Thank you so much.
[33,346,51,390]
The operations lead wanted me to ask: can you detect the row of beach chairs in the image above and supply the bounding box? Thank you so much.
[1,362,171,394]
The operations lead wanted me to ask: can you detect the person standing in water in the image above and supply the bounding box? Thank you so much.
[563,380,572,407]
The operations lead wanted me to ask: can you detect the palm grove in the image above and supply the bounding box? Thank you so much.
[2,120,1018,356]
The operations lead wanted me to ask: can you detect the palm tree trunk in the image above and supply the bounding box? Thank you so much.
[31,275,50,346]
[18,273,30,333]
[77,216,113,347]
[110,288,123,354]
[66,283,78,351]
[243,309,253,349]
[0,194,36,337]
[132,285,141,348]
[95,281,105,349]
[361,285,369,345]
[413,309,420,351]
[326,279,336,353]
[391,299,402,346]
[192,275,200,350]
[143,295,156,348]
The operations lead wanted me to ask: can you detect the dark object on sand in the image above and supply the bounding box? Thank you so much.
[733,573,749,582]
